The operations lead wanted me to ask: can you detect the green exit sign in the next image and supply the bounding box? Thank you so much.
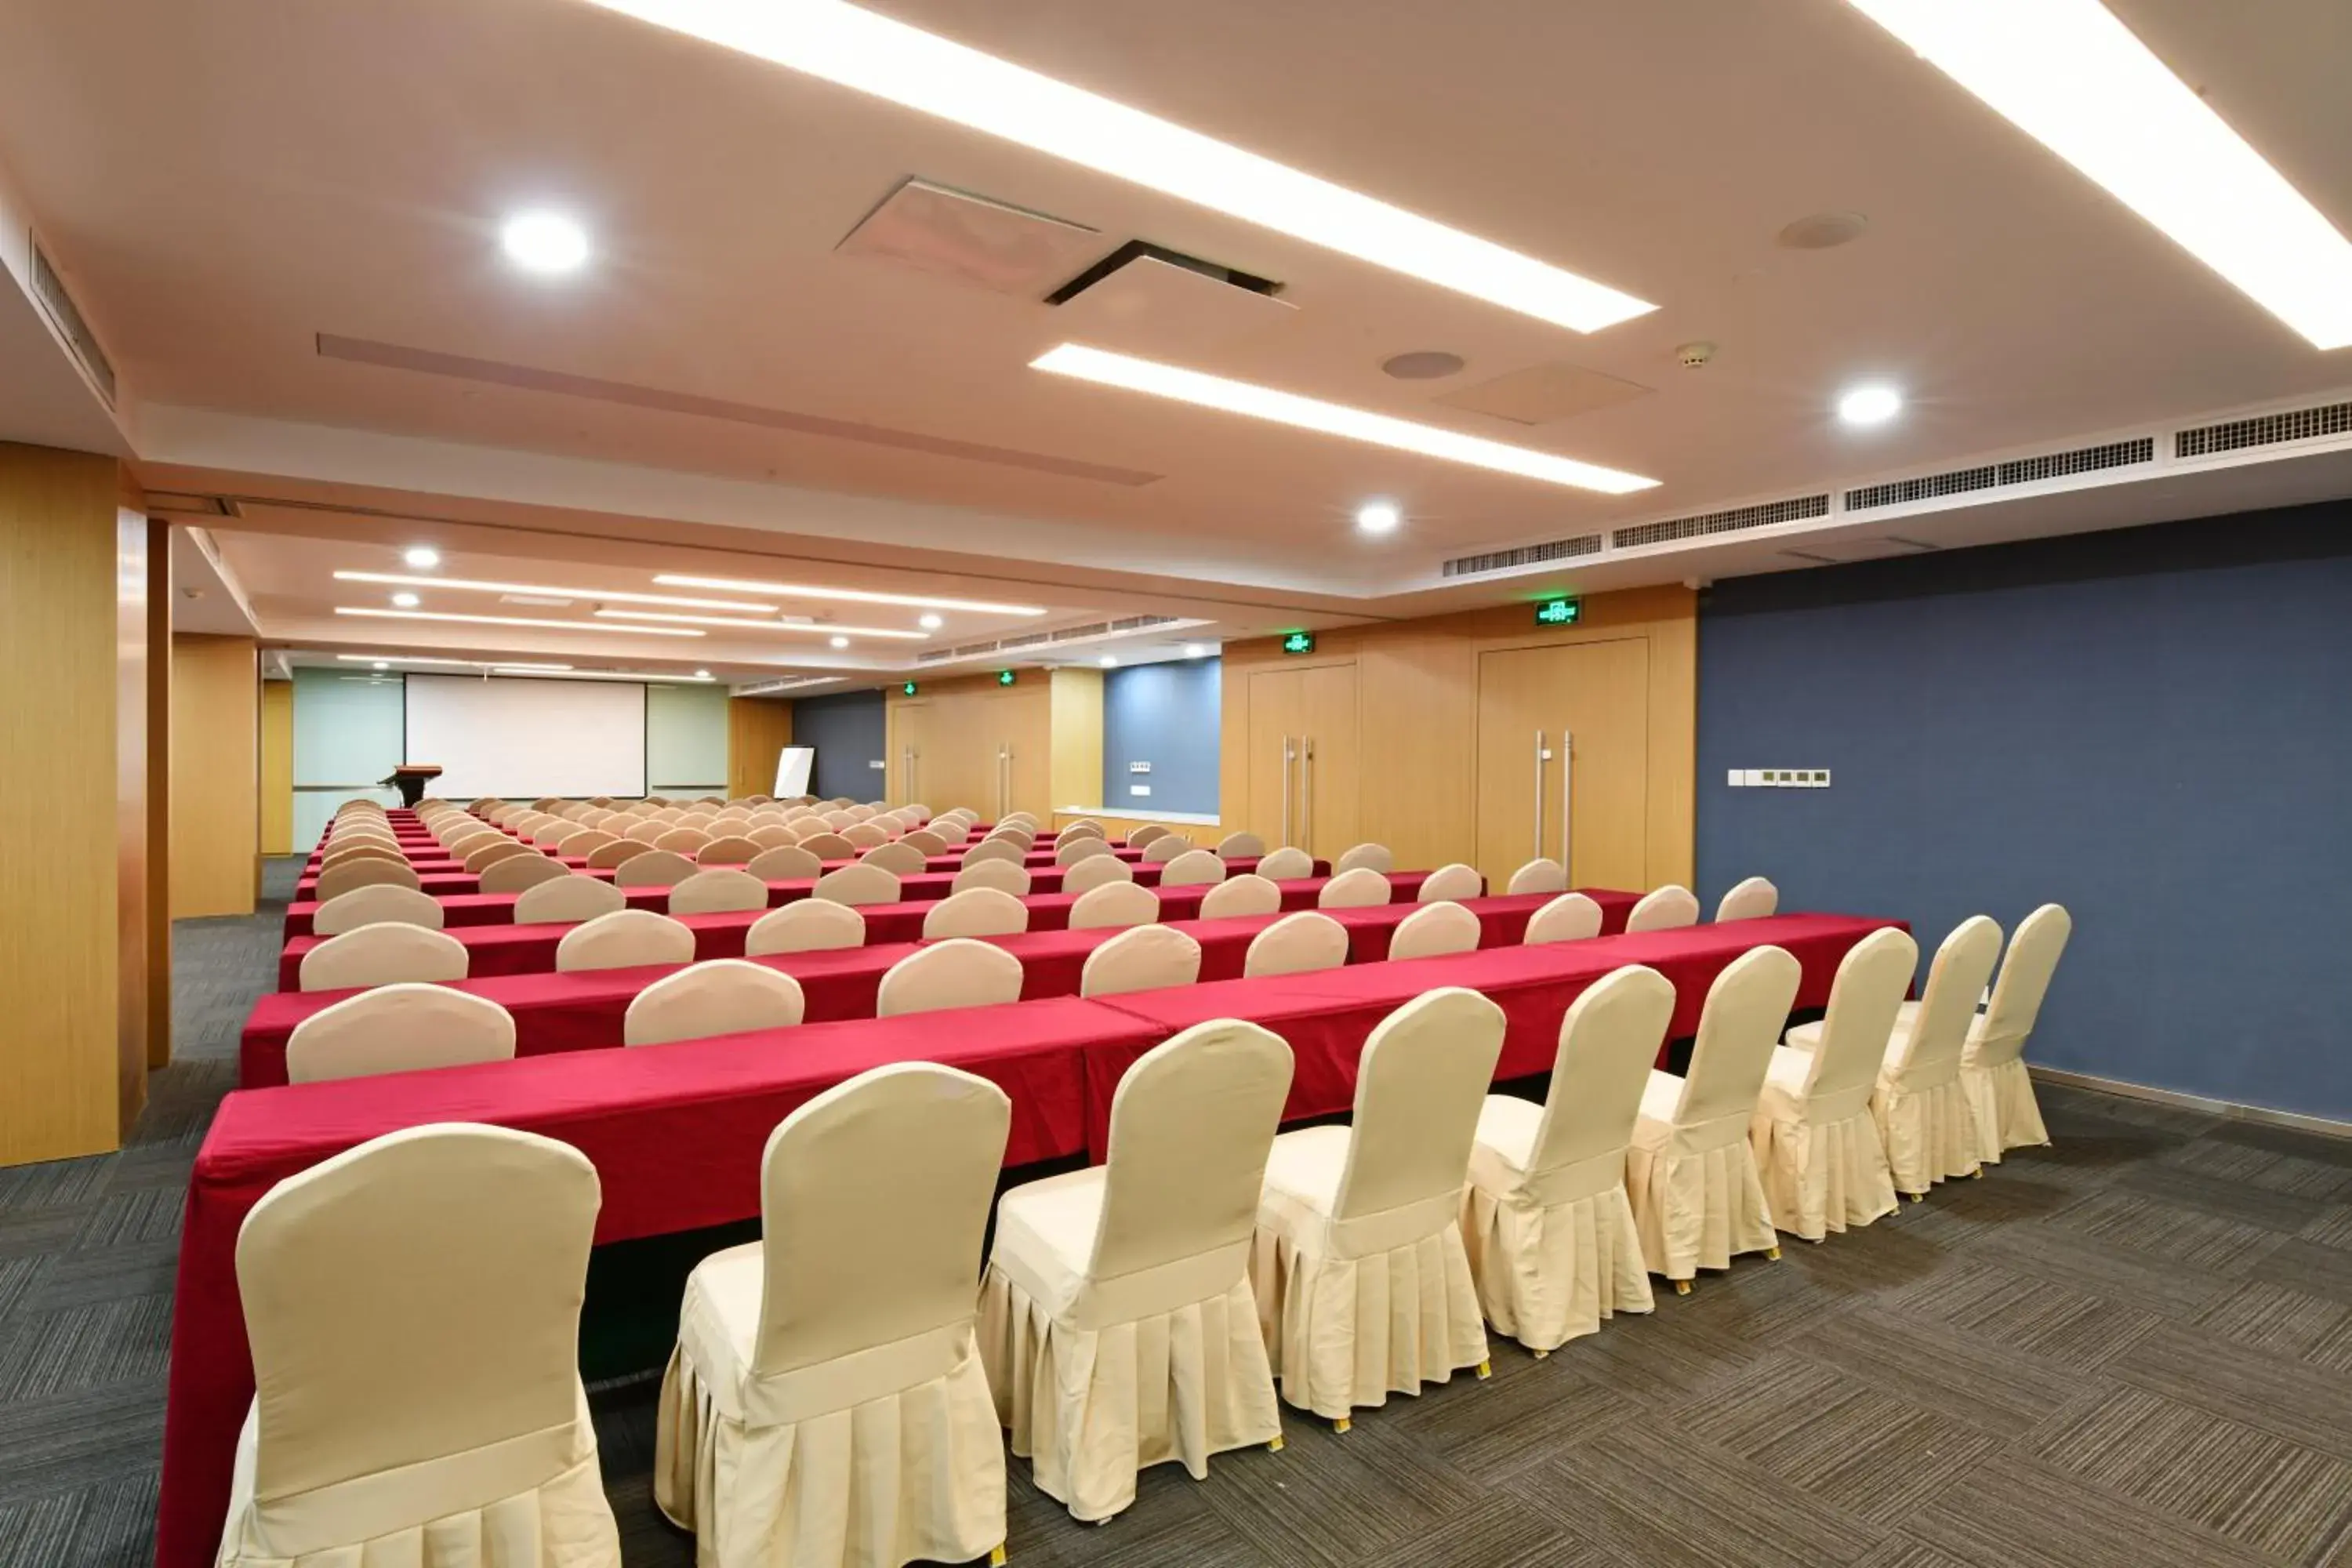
[901,681,918,697]
[1280,630,1316,655]
[996,670,1017,687]
[1534,596,1582,626]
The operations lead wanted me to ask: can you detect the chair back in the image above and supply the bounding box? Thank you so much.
[1199,873,1279,920]
[1889,916,2003,1091]
[556,829,618,859]
[1508,858,1568,895]
[1062,855,1135,895]
[952,858,1031,896]
[673,814,717,833]
[1520,966,1676,1200]
[465,838,535,874]
[746,824,800,851]
[285,986,516,1083]
[513,874,626,925]
[1334,842,1392,876]
[1054,836,1112,866]
[1138,834,1190,863]
[797,832,857,860]
[1244,911,1348,977]
[1317,867,1392,909]
[478,854,570,895]
[696,835,764,866]
[611,849,698,889]
[530,797,565,812]
[1080,924,1202,997]
[1974,903,2071,1067]
[1669,946,1803,1142]
[314,858,422,903]
[653,828,711,857]
[236,1126,597,1504]
[312,884,445,937]
[584,840,640,870]
[1215,831,1266,859]
[746,844,824,882]
[1333,990,1504,1242]
[1388,901,1480,960]
[811,863,901,907]
[1626,884,1701,933]
[1417,862,1483,902]
[861,840,927,876]
[1715,876,1779,922]
[821,810,858,831]
[1798,927,1920,1112]
[901,828,948,857]
[842,822,891,850]
[1523,891,1602,945]
[554,909,695,972]
[1254,846,1313,881]
[959,838,1024,868]
[752,1065,1011,1381]
[1058,820,1104,841]
[669,867,770,915]
[1156,848,1226,887]
[299,924,469,993]
[745,898,867,956]
[876,939,1023,1018]
[923,887,1029,939]
[1069,880,1159,929]
[622,818,669,844]
[321,842,406,871]
[983,827,1034,851]
[624,960,805,1046]
[1127,824,1170,850]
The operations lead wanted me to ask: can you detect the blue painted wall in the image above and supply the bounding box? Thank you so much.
[1695,501,2352,1121]
[792,689,887,799]
[1102,659,1221,815]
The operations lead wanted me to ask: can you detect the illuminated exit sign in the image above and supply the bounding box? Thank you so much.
[901,681,917,696]
[996,670,1017,686]
[1534,596,1581,626]
[1280,630,1316,655]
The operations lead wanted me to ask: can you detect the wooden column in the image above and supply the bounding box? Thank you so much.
[727,696,794,799]
[259,678,293,855]
[169,634,260,918]
[1049,667,1104,811]
[144,518,172,1066]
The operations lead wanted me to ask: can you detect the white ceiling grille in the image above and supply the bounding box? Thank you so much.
[31,241,116,407]
[1107,615,1180,632]
[734,676,847,696]
[915,615,1182,664]
[2177,401,2352,459]
[1442,534,1604,579]
[1846,437,2154,512]
[1612,495,1828,551]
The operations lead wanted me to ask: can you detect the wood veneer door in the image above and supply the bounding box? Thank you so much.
[1244,669,1302,848]
[891,700,935,808]
[1472,639,1649,893]
[1297,663,1360,861]
[998,687,1052,819]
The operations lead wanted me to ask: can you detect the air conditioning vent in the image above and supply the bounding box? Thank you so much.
[31,241,115,408]
[916,648,967,664]
[1845,437,2154,512]
[1612,495,1828,551]
[1047,622,1109,642]
[735,676,846,696]
[2178,401,2352,458]
[1108,615,1180,632]
[1442,534,1604,579]
[996,631,1054,652]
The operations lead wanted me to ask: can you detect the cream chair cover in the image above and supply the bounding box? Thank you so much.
[1960,902,2069,1161]
[582,840,641,872]
[1316,868,1391,909]
[622,819,670,845]
[1126,824,1169,850]
[1254,847,1313,881]
[899,829,948,857]
[514,875,627,926]
[1138,836,1189,864]
[959,840,1024,869]
[1053,837,1111,866]
[625,960,806,1047]
[860,840,927,876]
[321,842,407,870]
[1715,876,1779,922]
[1415,863,1483,903]
[556,830,618,860]
[311,884,445,937]
[1061,855,1135,896]
[1523,892,1602,946]
[1080,925,1201,997]
[1388,901,1480,961]
[797,832,857,860]
[216,1125,618,1568]
[314,858,422,904]
[1244,912,1348,978]
[840,822,890,851]
[1626,884,1701,933]
[1508,858,1568,895]
[1750,927,1912,1240]
[1462,966,1670,1352]
[1057,819,1102,841]
[656,1065,1011,1568]
[1627,946,1801,1281]
[979,1021,1291,1521]
[655,829,713,857]
[670,869,771,916]
[299,924,470,993]
[1199,874,1279,920]
[746,825,799,851]
[746,901,866,956]
[697,836,764,866]
[1215,832,1266,859]
[554,910,696,973]
[285,985,517,1084]
[922,887,1029,939]
[1875,916,1999,1193]
[950,858,1031,896]
[1333,843,1392,876]
[812,864,900,907]
[1156,849,1226,887]
[746,845,824,882]
[469,840,536,874]
[481,855,572,896]
[613,851,699,890]
[1250,989,1500,1418]
[875,939,1022,1018]
[1068,880,1157,930]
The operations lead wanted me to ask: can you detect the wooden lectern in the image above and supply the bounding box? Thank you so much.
[381,764,444,808]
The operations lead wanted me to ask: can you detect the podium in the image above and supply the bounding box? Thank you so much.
[381,764,444,809]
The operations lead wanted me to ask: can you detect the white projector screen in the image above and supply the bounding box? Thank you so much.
[404,674,648,798]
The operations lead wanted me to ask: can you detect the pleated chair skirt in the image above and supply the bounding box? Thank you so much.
[1750,1108,1899,1242]
[1876,1077,1982,1193]
[1624,1142,1779,1279]
[1962,1057,2050,1163]
[1246,1223,1489,1419]
[1460,1184,1653,1352]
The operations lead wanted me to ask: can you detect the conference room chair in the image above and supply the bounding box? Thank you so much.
[1000,811,1039,831]
[695,834,764,866]
[1334,843,1394,876]
[1244,911,1349,978]
[1199,873,1280,920]
[623,818,670,845]
[563,802,601,822]
[1157,848,1228,887]
[1625,884,1702,934]
[213,1125,619,1568]
[1080,924,1202,998]
[1867,916,2000,1196]
[1200,831,1258,860]
[1748,926,1912,1243]
[654,1064,1011,1567]
[960,839,1025,869]
[325,824,396,846]
[284,985,518,1084]
[673,814,718,835]
[479,854,573,896]
[513,873,628,926]
[707,810,753,830]
[1317,867,1392,909]
[901,827,949,857]
[1389,901,1482,960]
[1054,836,1112,867]
[924,887,1031,940]
[821,809,859,831]
[314,857,423,905]
[556,909,698,973]
[1243,846,1306,882]
[843,822,892,851]
[670,868,771,916]
[466,795,501,812]
[745,824,799,851]
[444,833,503,863]
[798,830,858,860]
[1508,858,1569,896]
[462,838,533,877]
[531,796,566,811]
[813,862,902,907]
[1462,964,1674,1353]
[858,840,926,876]
[899,800,931,821]
[1250,989,1502,1424]
[745,898,866,956]
[984,829,1036,855]
[576,809,616,829]
[1417,862,1483,903]
[557,829,619,859]
[643,795,674,808]
[1958,902,2071,1163]
[530,821,578,849]
[622,960,807,1047]
[876,939,1023,1018]
[1054,858,1128,900]
[980,1019,1291,1522]
[1059,818,1104,841]
[745,844,825,882]
[1626,945,1803,1290]
[1715,876,1780,922]
[1523,891,1605,946]
[655,828,714,857]
[319,844,408,876]
[1138,835,1189,864]
[310,883,447,938]
[579,840,641,872]
[298,923,470,993]
[1069,880,1159,931]
[483,804,519,826]
[953,858,1033,897]
[613,850,700,890]
[1127,823,1170,850]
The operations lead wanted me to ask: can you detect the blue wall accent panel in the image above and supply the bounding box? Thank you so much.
[1102,659,1221,815]
[792,689,887,799]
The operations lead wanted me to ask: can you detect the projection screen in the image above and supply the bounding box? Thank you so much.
[402,673,648,798]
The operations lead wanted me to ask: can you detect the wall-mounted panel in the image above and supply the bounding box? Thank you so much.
[1100,659,1218,815]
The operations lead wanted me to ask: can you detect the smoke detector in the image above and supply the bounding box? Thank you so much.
[1675,340,1717,369]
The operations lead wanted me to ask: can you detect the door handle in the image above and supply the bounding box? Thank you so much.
[1281,735,1294,845]
[1533,729,1547,859]
[1301,735,1315,852]
[1559,729,1573,884]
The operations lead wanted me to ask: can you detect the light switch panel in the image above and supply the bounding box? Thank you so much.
[1129,784,1151,798]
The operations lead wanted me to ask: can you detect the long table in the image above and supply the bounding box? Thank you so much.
[303,844,1150,880]
[247,891,1638,1084]
[291,850,1259,902]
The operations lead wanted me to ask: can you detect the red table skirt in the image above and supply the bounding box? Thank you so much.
[299,844,1151,880]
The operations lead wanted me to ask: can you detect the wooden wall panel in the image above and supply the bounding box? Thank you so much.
[113,506,149,1131]
[727,696,793,800]
[258,679,293,855]
[144,517,171,1067]
[1048,668,1103,811]
[885,672,1053,818]
[0,442,125,1166]
[169,634,260,918]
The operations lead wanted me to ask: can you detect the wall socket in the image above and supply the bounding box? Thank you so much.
[1127,760,1152,773]
[1728,768,1831,788]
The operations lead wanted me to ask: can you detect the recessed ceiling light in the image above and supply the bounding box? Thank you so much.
[500,210,591,275]
[829,635,851,649]
[1846,0,2352,349]
[489,667,715,683]
[694,668,711,678]
[401,546,441,569]
[334,654,575,671]
[1381,350,1467,380]
[1184,642,1209,659]
[1836,385,1904,426]
[1033,345,1657,494]
[650,574,1047,615]
[918,612,944,630]
[335,607,702,636]
[1098,655,1117,668]
[333,571,775,612]
[371,661,388,670]
[1356,500,1403,535]
[592,609,926,639]
[577,0,1653,333]
[390,591,420,608]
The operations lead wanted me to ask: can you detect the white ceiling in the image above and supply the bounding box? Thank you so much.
[3,0,2349,672]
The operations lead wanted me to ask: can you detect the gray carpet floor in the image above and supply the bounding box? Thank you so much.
[2,858,2350,1565]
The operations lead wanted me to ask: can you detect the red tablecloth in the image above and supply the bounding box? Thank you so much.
[299,844,1153,881]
